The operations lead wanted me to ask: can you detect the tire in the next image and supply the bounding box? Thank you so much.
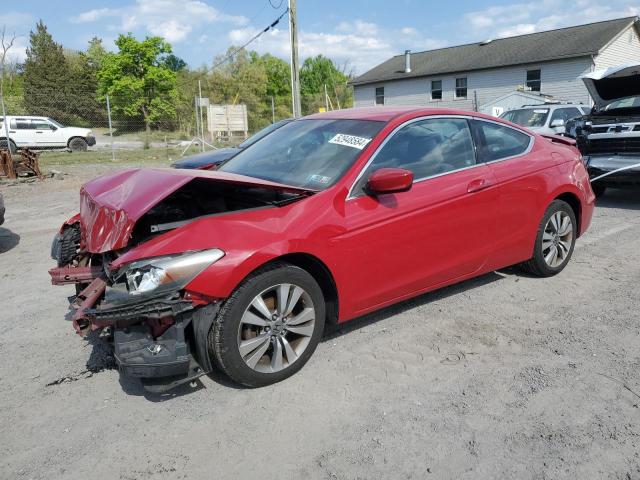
[57,224,81,267]
[591,183,606,198]
[521,200,577,277]
[209,262,326,387]
[0,138,17,154]
[68,137,88,152]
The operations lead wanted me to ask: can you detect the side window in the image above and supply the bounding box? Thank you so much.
[375,87,384,105]
[455,78,467,99]
[356,117,476,193]
[526,69,541,92]
[15,119,32,129]
[474,121,531,162]
[550,108,581,125]
[32,120,52,130]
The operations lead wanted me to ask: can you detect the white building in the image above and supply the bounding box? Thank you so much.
[350,17,640,113]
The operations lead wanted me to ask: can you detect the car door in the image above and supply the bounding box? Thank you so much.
[338,116,499,314]
[31,119,64,147]
[8,118,34,147]
[471,118,542,268]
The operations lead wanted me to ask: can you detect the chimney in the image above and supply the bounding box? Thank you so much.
[404,50,411,73]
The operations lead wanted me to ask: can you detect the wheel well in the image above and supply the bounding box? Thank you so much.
[555,192,581,235]
[67,136,87,146]
[265,253,339,326]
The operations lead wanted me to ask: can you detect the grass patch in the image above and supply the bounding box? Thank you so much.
[38,146,207,168]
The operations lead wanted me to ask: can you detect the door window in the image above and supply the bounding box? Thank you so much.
[14,119,32,129]
[31,120,53,130]
[355,117,476,194]
[550,107,581,125]
[474,120,531,162]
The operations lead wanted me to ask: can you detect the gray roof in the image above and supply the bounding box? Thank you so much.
[350,17,639,86]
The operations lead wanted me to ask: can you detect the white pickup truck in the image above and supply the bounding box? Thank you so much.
[0,116,96,153]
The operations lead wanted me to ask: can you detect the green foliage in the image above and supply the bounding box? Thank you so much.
[22,20,73,122]
[164,54,187,72]
[97,34,178,131]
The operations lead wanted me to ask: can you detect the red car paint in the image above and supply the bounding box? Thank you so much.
[63,107,595,324]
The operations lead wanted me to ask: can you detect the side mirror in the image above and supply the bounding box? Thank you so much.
[365,168,413,195]
[550,119,565,128]
[49,125,57,131]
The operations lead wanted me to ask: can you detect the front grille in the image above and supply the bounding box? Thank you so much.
[589,137,640,154]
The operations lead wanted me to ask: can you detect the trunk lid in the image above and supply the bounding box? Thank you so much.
[80,168,313,253]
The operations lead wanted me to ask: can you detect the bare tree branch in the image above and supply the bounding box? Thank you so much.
[0,26,17,97]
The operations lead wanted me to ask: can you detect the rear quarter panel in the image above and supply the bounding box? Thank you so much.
[486,138,591,269]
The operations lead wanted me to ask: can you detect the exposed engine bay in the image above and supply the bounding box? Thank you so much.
[48,170,311,391]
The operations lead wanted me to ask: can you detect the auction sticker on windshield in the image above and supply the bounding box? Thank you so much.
[329,133,372,150]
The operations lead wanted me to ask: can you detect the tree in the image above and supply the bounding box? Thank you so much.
[98,34,178,139]
[86,37,107,69]
[164,54,187,72]
[0,27,16,98]
[23,20,72,121]
[300,55,352,114]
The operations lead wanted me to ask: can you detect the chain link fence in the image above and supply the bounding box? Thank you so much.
[1,85,352,164]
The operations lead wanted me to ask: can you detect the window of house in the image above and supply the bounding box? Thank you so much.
[431,80,442,100]
[526,69,541,92]
[455,78,467,99]
[474,120,531,162]
[375,87,385,105]
[355,118,476,194]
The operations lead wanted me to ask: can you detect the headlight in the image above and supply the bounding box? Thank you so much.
[123,248,225,295]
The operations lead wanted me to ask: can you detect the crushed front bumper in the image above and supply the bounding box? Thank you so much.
[586,155,640,188]
[49,263,219,392]
[86,135,96,147]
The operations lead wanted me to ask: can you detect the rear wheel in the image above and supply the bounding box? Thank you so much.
[68,137,88,152]
[521,200,576,277]
[0,138,17,154]
[209,263,325,387]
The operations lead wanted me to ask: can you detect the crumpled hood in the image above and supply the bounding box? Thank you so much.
[80,167,310,253]
[582,63,640,109]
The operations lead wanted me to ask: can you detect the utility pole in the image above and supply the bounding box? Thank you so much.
[288,0,301,118]
[198,80,205,152]
[271,96,275,123]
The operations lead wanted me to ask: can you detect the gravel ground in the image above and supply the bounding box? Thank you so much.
[1,164,639,480]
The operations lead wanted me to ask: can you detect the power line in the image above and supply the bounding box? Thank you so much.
[269,0,284,8]
[211,8,289,70]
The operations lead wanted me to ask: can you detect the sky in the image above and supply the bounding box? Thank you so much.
[2,0,639,74]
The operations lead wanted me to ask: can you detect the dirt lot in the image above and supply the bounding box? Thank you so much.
[1,162,639,480]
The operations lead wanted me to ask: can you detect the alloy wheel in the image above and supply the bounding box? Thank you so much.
[542,211,574,268]
[237,283,316,373]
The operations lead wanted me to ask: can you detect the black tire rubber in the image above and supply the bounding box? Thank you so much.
[208,262,326,387]
[68,137,88,152]
[57,224,81,267]
[591,183,606,198]
[520,199,577,277]
[0,138,17,154]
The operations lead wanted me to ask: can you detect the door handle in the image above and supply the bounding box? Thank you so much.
[9,131,16,133]
[35,131,43,134]
[467,178,493,193]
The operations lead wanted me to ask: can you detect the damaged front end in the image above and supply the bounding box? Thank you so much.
[49,168,312,391]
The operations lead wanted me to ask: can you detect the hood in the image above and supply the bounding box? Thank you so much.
[63,126,92,136]
[582,63,640,109]
[80,168,313,253]
[171,148,239,169]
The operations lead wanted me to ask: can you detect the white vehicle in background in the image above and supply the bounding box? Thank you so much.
[500,104,589,135]
[0,116,96,153]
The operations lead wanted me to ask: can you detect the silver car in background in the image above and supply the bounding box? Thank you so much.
[500,104,589,135]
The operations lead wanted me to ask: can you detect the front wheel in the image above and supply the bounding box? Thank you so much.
[0,138,17,154]
[68,137,88,152]
[520,200,577,277]
[209,263,325,387]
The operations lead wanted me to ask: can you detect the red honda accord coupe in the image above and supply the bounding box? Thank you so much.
[49,107,595,390]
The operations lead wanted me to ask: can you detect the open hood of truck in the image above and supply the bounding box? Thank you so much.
[80,168,314,253]
[582,63,640,109]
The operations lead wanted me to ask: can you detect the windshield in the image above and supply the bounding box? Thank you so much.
[602,96,640,112]
[48,118,64,128]
[219,119,385,190]
[501,108,549,128]
[239,119,291,149]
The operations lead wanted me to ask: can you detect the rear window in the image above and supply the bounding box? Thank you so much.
[475,120,532,162]
[501,108,549,128]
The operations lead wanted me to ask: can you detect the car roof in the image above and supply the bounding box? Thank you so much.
[304,106,504,122]
[512,104,586,110]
